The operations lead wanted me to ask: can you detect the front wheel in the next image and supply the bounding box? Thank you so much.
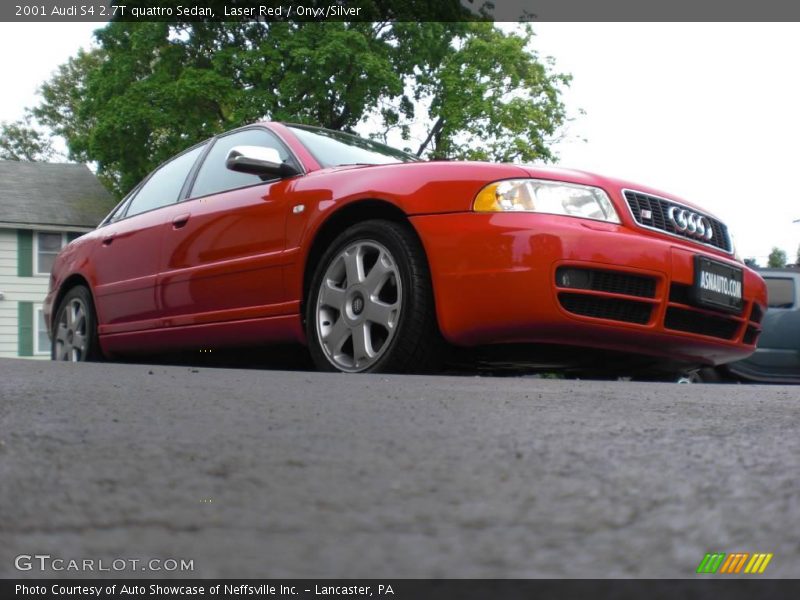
[306,220,442,373]
[51,285,102,362]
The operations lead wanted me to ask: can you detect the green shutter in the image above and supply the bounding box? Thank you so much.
[17,229,33,277]
[18,302,33,357]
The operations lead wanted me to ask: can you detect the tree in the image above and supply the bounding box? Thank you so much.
[767,247,787,268]
[796,243,800,267]
[744,257,759,268]
[393,22,571,162]
[33,22,570,198]
[0,115,56,161]
[34,48,104,159]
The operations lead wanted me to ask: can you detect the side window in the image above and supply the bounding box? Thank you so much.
[190,129,295,198]
[765,278,796,309]
[102,193,136,226]
[125,144,206,218]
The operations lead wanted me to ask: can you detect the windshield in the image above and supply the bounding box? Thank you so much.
[287,124,419,167]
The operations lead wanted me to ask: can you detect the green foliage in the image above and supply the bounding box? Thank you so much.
[0,115,56,161]
[400,23,571,162]
[33,22,570,198]
[744,257,759,268]
[767,247,787,268]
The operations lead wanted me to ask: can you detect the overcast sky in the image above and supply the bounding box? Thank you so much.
[0,22,798,263]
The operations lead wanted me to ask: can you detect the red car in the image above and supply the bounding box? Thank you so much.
[45,122,767,377]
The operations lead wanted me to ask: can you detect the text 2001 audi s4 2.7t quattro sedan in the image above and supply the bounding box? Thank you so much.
[45,123,766,377]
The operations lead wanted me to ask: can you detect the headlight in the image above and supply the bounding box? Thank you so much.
[473,179,621,224]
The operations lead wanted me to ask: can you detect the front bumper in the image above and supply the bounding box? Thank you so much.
[411,212,767,367]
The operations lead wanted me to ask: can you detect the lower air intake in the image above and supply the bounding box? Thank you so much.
[558,293,653,325]
[664,307,739,340]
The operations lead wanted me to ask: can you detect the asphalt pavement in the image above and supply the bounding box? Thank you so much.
[1,357,798,578]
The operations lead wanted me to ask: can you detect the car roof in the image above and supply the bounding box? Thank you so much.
[758,267,800,278]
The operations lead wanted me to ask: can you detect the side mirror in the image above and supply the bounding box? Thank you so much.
[225,146,300,178]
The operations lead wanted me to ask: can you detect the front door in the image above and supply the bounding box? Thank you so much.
[157,128,299,326]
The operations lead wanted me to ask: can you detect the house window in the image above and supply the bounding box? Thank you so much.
[35,232,67,275]
[34,305,50,356]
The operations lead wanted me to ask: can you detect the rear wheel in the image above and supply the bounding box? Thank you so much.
[52,285,102,362]
[306,220,442,373]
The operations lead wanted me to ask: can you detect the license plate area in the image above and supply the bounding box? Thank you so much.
[692,255,744,313]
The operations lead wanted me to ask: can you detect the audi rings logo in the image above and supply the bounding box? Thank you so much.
[667,206,714,241]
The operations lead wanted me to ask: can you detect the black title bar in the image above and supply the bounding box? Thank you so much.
[5,0,800,22]
[4,580,800,600]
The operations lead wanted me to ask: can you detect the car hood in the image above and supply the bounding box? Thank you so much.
[518,164,716,217]
[302,160,717,219]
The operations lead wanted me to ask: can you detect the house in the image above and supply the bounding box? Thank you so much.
[0,161,113,359]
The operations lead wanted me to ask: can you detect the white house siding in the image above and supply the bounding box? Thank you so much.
[0,228,20,357]
[0,228,56,359]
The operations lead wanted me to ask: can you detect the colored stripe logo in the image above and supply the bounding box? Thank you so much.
[696,552,773,574]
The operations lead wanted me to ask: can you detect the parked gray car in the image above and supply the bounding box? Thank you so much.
[705,268,800,383]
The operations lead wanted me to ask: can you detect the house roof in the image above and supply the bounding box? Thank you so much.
[0,160,114,229]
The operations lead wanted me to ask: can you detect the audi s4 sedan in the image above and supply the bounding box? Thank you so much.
[45,122,767,377]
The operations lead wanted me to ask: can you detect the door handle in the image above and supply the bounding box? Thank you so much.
[101,234,115,246]
[172,213,190,229]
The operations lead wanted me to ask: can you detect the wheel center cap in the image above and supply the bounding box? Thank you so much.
[351,295,365,316]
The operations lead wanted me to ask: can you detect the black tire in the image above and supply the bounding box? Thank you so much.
[51,285,103,362]
[305,219,443,373]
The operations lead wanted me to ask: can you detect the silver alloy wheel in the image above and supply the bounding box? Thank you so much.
[316,240,402,372]
[54,297,89,361]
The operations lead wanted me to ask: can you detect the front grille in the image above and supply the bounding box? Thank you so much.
[750,303,764,324]
[555,267,657,299]
[664,307,739,340]
[669,283,693,305]
[624,190,732,253]
[558,293,652,324]
[743,325,760,346]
